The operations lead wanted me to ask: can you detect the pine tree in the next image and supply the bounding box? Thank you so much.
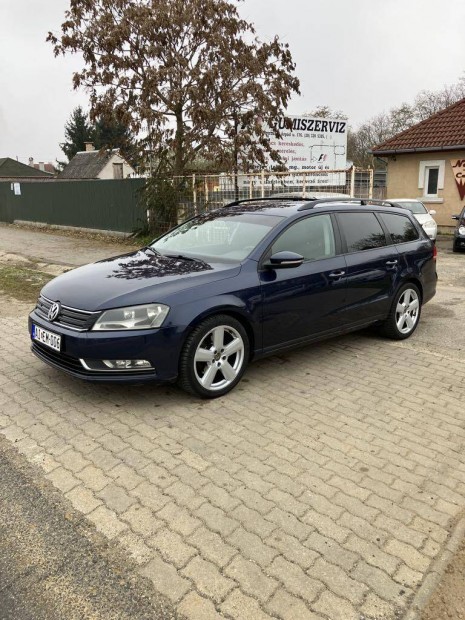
[60,106,94,162]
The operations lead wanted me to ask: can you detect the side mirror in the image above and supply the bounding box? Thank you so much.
[452,215,460,220]
[428,210,436,216]
[267,251,304,269]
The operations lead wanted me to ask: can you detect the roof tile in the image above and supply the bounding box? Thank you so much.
[372,97,465,154]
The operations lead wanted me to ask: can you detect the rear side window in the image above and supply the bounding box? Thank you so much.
[381,213,419,244]
[337,212,387,253]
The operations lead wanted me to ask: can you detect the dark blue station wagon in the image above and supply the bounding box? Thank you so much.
[29,198,437,398]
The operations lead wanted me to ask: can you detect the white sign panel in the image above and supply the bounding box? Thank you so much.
[265,115,348,185]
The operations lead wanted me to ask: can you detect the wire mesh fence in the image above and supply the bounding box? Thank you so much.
[144,168,379,234]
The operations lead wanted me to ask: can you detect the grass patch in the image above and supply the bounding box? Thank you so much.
[0,265,54,303]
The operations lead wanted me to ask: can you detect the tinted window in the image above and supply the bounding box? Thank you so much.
[271,214,336,261]
[382,213,419,244]
[338,213,387,252]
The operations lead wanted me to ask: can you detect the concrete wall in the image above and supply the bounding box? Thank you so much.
[384,150,465,229]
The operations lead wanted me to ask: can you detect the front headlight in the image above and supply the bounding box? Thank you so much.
[422,219,436,229]
[459,226,465,235]
[92,303,170,331]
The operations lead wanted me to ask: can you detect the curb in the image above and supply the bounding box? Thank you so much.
[404,515,465,619]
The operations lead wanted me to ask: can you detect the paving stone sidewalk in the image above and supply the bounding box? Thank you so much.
[0,228,464,619]
[1,305,465,619]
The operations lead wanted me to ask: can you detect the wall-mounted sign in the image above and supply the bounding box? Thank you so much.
[451,159,465,200]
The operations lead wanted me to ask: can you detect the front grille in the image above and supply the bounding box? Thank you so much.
[36,296,100,331]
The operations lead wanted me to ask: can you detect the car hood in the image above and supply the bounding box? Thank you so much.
[41,249,241,311]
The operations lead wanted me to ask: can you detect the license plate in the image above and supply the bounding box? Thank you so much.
[32,324,61,352]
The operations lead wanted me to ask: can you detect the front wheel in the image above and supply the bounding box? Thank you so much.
[380,283,422,340]
[178,315,249,398]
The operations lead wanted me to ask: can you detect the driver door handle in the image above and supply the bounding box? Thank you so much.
[386,260,398,268]
[328,270,346,279]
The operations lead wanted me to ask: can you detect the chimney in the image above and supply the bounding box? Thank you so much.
[85,142,95,152]
[39,162,45,171]
[28,157,34,167]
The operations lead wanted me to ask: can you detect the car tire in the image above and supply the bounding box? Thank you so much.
[380,283,422,340]
[178,315,249,398]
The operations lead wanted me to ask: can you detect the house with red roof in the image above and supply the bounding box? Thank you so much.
[372,98,465,230]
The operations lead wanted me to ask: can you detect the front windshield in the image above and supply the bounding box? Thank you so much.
[151,212,283,261]
[397,201,428,214]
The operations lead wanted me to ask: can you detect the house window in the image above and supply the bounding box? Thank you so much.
[418,160,445,200]
[113,163,123,179]
[425,166,439,196]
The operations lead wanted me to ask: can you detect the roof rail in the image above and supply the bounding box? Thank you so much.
[297,197,390,211]
[224,196,315,208]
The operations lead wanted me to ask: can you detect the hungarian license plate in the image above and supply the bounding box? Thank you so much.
[32,324,61,352]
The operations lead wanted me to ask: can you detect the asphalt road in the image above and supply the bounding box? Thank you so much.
[0,434,179,620]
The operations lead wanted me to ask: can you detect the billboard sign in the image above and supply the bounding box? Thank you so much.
[264,115,348,186]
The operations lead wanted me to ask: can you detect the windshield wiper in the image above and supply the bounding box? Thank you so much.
[141,246,161,256]
[163,253,204,263]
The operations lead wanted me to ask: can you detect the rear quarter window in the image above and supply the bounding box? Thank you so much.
[337,212,387,253]
[381,213,419,244]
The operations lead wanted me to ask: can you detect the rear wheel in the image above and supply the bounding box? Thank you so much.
[178,315,249,398]
[380,283,421,340]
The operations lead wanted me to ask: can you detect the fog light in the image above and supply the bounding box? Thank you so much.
[80,359,153,372]
[102,359,152,369]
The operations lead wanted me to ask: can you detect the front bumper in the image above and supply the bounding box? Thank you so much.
[29,310,184,383]
[453,234,465,250]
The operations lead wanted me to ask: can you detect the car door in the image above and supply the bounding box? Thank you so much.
[259,213,348,352]
[336,211,400,324]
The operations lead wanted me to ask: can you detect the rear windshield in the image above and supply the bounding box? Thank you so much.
[395,201,428,214]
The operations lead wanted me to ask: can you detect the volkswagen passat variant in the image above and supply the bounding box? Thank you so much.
[29,198,437,398]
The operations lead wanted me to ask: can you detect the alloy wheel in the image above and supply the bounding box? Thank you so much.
[193,325,245,392]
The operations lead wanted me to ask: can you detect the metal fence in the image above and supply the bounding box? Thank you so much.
[174,168,375,221]
[0,178,146,233]
[0,168,378,235]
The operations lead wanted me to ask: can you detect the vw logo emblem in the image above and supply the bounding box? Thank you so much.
[48,302,61,322]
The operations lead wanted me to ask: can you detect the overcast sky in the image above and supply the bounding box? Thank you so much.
[1,0,464,165]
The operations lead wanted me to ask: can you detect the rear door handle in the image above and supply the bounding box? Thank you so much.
[328,270,346,278]
[386,260,398,268]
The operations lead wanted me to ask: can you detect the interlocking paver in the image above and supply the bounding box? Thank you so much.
[149,528,197,569]
[220,589,276,620]
[227,526,278,567]
[178,591,224,620]
[225,556,278,604]
[267,589,323,620]
[2,244,465,620]
[140,554,191,603]
[312,590,359,620]
[268,555,322,605]
[65,485,102,514]
[97,483,136,514]
[188,526,238,569]
[181,556,235,603]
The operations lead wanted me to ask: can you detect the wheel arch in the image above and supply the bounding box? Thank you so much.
[398,277,423,302]
[186,306,256,360]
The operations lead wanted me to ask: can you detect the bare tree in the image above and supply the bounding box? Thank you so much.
[350,73,465,167]
[47,0,300,179]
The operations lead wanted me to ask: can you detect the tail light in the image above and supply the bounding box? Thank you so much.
[433,244,437,260]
